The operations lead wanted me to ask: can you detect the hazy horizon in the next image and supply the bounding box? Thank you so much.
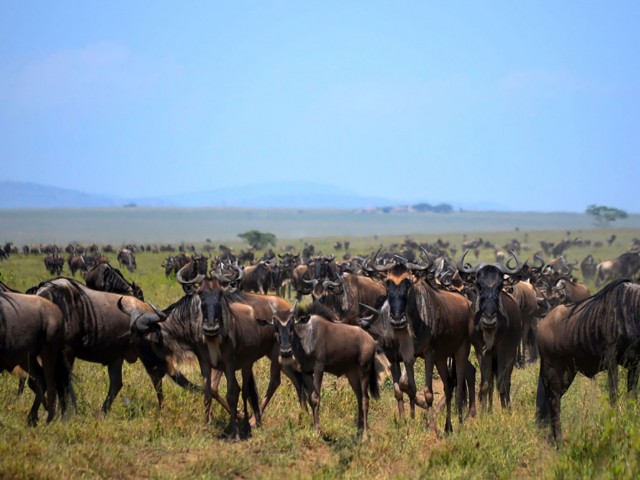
[1,2,638,212]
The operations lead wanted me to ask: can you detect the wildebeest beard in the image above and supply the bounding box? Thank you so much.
[386,278,411,329]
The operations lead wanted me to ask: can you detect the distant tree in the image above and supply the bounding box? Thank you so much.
[586,204,628,228]
[412,202,453,213]
[238,230,277,249]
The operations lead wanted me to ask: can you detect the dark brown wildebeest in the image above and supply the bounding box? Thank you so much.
[117,248,137,272]
[269,302,385,439]
[30,278,187,413]
[174,263,303,435]
[536,279,640,443]
[0,292,72,425]
[291,264,314,299]
[458,251,523,411]
[240,261,272,295]
[44,253,65,276]
[362,254,475,433]
[86,263,144,300]
[580,254,598,282]
[509,281,539,366]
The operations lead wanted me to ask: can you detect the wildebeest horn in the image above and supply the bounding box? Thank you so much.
[132,313,163,333]
[176,262,205,285]
[322,280,341,289]
[533,254,545,269]
[496,250,523,275]
[302,278,318,287]
[359,303,381,315]
[147,302,167,321]
[457,250,477,274]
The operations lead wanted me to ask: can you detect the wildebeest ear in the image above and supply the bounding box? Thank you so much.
[295,314,310,324]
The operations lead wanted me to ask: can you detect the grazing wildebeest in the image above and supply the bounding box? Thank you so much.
[30,278,184,413]
[86,263,144,300]
[458,251,523,411]
[363,255,475,433]
[117,248,137,272]
[0,292,72,425]
[270,302,384,439]
[536,279,640,443]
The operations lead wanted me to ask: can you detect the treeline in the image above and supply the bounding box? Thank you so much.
[376,203,454,214]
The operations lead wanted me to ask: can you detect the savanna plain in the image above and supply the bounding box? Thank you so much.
[1,212,640,479]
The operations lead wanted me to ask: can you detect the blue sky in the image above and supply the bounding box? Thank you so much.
[1,2,638,212]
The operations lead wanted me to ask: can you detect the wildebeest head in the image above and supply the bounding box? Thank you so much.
[198,279,227,338]
[269,301,299,365]
[458,250,523,351]
[117,297,166,345]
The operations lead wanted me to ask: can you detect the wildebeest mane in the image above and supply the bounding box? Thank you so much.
[295,302,336,322]
[411,279,445,334]
[568,278,632,318]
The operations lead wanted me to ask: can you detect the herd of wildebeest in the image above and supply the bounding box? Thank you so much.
[1,233,640,443]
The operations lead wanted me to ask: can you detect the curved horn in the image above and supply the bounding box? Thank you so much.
[302,278,318,287]
[457,250,477,274]
[359,303,381,315]
[132,313,163,333]
[533,253,545,269]
[176,262,205,285]
[322,280,341,289]
[496,250,523,275]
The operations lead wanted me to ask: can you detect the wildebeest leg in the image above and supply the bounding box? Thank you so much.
[453,346,470,425]
[497,348,517,409]
[347,371,365,438]
[259,351,283,416]
[311,366,324,435]
[17,376,26,396]
[146,367,165,409]
[423,352,437,429]
[26,374,44,426]
[280,365,308,413]
[39,347,59,424]
[465,359,476,418]
[203,366,230,422]
[225,367,241,441]
[435,358,453,434]
[241,366,260,428]
[101,359,124,414]
[404,360,417,419]
[390,362,405,419]
[478,354,492,412]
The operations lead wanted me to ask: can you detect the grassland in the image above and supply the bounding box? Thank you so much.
[1,227,640,479]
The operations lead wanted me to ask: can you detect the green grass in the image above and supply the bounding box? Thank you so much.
[1,227,640,479]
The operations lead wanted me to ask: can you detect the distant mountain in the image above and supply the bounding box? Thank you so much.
[0,180,398,209]
[0,181,124,208]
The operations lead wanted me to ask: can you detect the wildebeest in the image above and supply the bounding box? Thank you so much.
[117,248,137,272]
[458,251,523,410]
[549,277,591,306]
[270,302,384,439]
[0,292,72,425]
[317,272,386,324]
[239,260,272,295]
[44,253,65,276]
[174,263,304,438]
[595,252,640,286]
[67,253,87,276]
[86,263,144,300]
[580,254,598,282]
[363,255,475,433]
[30,278,177,413]
[536,279,640,443]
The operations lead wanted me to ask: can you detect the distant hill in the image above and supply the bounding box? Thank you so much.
[0,181,123,208]
[0,180,399,209]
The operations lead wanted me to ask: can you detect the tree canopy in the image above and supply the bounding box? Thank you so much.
[237,230,277,249]
[585,204,628,228]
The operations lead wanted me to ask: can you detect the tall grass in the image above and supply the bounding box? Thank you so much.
[1,228,640,478]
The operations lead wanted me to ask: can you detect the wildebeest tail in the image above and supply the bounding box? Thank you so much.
[371,352,390,400]
[535,366,551,425]
[54,351,74,415]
